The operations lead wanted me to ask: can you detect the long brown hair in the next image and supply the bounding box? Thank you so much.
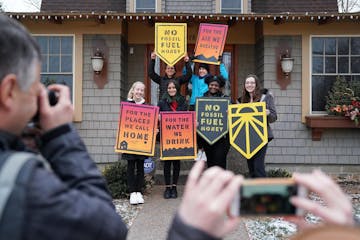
[240,74,261,103]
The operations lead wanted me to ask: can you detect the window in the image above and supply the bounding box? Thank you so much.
[135,0,156,13]
[34,35,74,100]
[311,36,360,113]
[221,0,242,14]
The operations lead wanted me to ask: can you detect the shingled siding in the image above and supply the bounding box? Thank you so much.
[74,35,123,164]
[260,36,360,174]
[163,0,215,13]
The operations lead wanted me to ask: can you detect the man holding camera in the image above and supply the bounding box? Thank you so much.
[0,15,244,240]
[0,15,127,239]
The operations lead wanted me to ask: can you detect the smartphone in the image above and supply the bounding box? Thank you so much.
[230,178,307,216]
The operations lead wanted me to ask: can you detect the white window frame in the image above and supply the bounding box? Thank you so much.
[33,34,75,104]
[310,35,360,114]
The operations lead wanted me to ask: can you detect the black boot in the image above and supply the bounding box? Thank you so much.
[164,187,171,199]
[170,186,178,198]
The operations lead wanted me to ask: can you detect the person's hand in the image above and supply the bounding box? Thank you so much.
[178,161,243,238]
[184,55,189,62]
[38,84,74,131]
[290,170,355,227]
[266,109,270,115]
[151,51,156,59]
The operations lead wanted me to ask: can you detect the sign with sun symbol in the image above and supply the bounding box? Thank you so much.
[228,102,268,159]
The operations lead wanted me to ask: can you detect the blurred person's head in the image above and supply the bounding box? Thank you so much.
[0,15,42,135]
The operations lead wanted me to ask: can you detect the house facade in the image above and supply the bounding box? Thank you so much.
[6,0,360,177]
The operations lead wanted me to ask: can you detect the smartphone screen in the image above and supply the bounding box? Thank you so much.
[240,182,297,215]
[230,178,306,216]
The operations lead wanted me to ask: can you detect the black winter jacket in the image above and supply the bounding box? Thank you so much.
[0,124,128,240]
[157,96,188,112]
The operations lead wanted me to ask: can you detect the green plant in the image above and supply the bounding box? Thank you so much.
[266,168,292,178]
[325,76,360,125]
[103,161,154,199]
[325,76,353,113]
[103,161,128,199]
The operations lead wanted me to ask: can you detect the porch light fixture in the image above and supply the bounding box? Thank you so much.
[91,49,104,74]
[280,51,294,76]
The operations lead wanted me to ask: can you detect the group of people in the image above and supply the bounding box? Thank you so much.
[134,50,277,201]
[0,15,358,240]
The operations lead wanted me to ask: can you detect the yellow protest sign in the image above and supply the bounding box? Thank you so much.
[155,23,187,66]
[228,102,268,159]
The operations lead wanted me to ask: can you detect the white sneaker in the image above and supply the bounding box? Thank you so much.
[129,192,138,205]
[195,150,203,161]
[200,151,207,162]
[195,150,207,162]
[136,192,144,204]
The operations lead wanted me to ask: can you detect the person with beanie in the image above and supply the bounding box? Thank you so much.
[184,58,229,161]
[201,75,231,169]
[158,80,188,199]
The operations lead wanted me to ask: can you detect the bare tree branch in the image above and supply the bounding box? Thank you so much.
[338,0,360,12]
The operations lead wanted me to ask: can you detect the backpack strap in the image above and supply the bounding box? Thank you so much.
[0,152,34,220]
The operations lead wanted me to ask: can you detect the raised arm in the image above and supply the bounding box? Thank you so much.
[219,63,229,81]
[148,52,161,84]
[177,55,192,85]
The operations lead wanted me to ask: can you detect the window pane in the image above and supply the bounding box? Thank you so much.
[41,55,48,72]
[221,0,242,13]
[325,57,336,73]
[49,37,60,54]
[61,56,72,72]
[312,38,324,55]
[36,36,48,54]
[338,57,349,73]
[312,56,323,73]
[351,57,360,73]
[351,37,360,55]
[136,0,155,12]
[49,56,60,72]
[312,76,335,111]
[324,38,336,55]
[61,37,73,55]
[338,37,349,55]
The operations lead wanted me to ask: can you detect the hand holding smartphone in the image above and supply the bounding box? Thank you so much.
[230,178,307,217]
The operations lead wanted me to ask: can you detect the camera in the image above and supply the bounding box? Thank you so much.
[31,90,58,124]
[230,178,307,216]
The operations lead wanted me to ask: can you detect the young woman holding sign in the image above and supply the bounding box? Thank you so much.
[121,81,147,205]
[201,75,231,169]
[158,80,188,199]
[237,74,277,178]
[148,51,192,102]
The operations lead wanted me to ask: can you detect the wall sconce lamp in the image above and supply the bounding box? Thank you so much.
[91,48,104,74]
[280,51,294,76]
[276,47,293,90]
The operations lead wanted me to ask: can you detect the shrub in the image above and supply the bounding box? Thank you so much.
[103,161,128,199]
[266,168,292,178]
